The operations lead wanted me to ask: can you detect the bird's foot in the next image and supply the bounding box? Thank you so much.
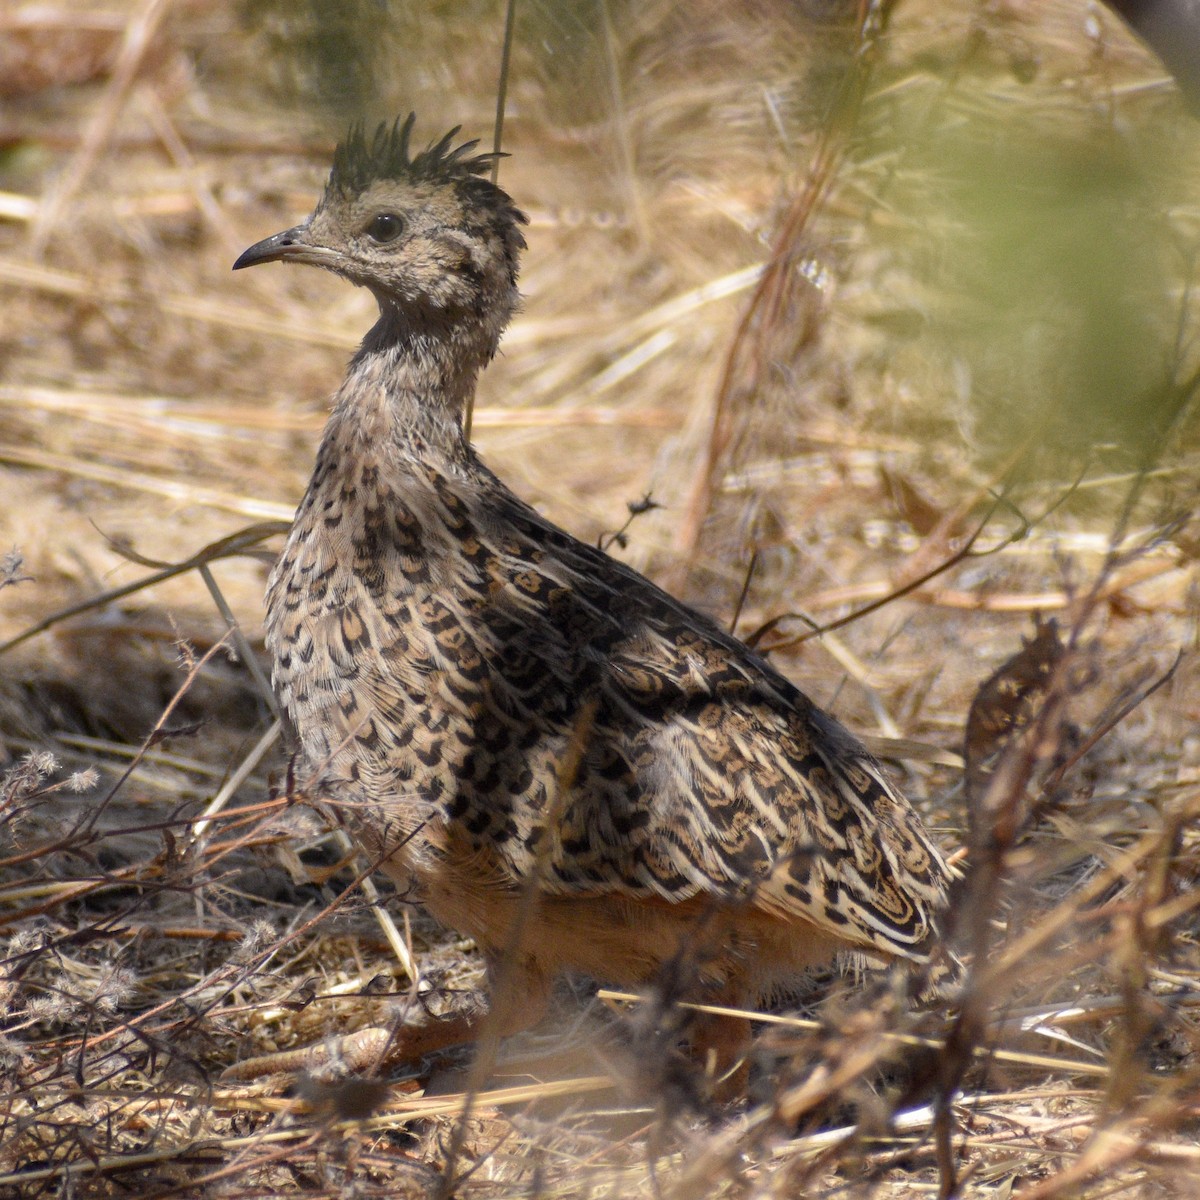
[220,1010,481,1083]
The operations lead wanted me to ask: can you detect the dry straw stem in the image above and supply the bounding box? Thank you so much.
[668,3,891,587]
[0,522,286,656]
[27,0,169,257]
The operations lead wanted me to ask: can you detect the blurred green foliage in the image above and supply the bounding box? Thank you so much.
[865,87,1196,471]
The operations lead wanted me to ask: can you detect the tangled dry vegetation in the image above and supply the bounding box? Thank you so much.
[1,1,1199,1196]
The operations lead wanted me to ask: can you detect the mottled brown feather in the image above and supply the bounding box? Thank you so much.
[235,117,955,1066]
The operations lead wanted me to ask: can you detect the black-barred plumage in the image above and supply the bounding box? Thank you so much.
[234,115,955,1071]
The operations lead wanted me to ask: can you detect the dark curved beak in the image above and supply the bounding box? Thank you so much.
[233,225,339,271]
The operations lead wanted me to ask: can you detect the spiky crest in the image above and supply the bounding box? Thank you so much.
[328,113,501,196]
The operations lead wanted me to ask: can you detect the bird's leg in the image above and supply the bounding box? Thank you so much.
[481,951,552,1041]
[687,1007,753,1098]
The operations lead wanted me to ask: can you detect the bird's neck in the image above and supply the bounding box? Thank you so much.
[331,307,493,466]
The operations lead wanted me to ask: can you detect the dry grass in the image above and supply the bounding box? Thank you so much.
[1,0,1199,1196]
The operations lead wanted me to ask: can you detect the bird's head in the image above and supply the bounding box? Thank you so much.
[235,115,527,357]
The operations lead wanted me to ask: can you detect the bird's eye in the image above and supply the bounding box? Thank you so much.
[366,213,404,243]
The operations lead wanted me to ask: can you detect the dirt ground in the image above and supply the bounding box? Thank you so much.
[1,1,1199,1196]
